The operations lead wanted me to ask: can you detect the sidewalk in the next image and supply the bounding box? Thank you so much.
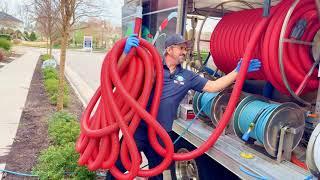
[0,51,39,179]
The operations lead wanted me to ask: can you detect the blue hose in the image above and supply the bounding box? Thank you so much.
[0,169,38,177]
[240,166,268,180]
[174,94,215,144]
[0,169,106,177]
[237,100,279,144]
[200,92,218,119]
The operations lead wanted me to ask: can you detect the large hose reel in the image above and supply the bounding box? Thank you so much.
[209,0,320,105]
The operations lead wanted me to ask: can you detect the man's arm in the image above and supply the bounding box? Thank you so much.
[202,70,237,93]
[202,58,261,93]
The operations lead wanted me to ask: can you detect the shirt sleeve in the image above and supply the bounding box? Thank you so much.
[188,71,208,92]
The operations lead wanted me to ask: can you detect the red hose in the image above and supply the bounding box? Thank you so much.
[76,1,306,179]
[291,153,308,170]
[210,0,319,95]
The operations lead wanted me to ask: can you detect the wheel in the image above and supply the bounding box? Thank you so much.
[170,132,239,180]
[174,148,200,180]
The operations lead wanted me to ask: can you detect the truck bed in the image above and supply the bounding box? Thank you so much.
[173,119,310,179]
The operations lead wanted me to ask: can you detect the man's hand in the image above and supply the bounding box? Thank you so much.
[124,34,139,54]
[235,58,262,73]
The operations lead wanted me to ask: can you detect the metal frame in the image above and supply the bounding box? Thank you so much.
[176,0,186,35]
[279,0,319,106]
[173,119,309,179]
[173,0,314,178]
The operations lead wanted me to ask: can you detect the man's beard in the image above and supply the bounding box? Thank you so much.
[178,56,185,64]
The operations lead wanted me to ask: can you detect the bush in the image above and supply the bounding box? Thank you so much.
[41,54,52,61]
[0,38,11,51]
[53,44,61,49]
[48,111,80,145]
[42,68,68,89]
[44,78,59,95]
[29,32,37,41]
[43,68,58,80]
[49,93,69,107]
[32,143,96,179]
[0,34,11,41]
[43,69,70,107]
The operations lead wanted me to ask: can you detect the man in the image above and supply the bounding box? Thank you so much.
[106,34,261,180]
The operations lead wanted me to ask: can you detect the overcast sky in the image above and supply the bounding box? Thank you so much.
[2,0,123,26]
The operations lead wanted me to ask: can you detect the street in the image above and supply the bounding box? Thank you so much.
[53,49,106,91]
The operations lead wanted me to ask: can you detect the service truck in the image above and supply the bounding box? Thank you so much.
[121,0,320,179]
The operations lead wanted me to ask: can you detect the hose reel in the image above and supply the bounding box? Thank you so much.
[233,95,305,158]
[209,0,320,105]
[306,123,320,177]
[192,89,245,127]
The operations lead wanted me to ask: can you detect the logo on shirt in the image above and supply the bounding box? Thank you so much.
[174,75,185,85]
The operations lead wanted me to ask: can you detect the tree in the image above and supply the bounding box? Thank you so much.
[56,0,103,111]
[0,1,9,14]
[73,29,84,47]
[29,32,37,41]
[17,3,34,35]
[33,0,58,56]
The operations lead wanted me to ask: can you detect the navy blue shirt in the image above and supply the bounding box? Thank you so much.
[135,64,208,140]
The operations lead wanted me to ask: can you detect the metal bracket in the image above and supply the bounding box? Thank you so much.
[277,126,299,163]
[282,38,315,46]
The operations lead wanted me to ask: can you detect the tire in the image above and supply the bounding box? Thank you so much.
[170,132,239,180]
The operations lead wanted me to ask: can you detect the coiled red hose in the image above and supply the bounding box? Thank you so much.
[76,1,296,179]
[75,38,175,179]
[210,0,319,94]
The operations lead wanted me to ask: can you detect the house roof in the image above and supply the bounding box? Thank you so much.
[0,11,23,23]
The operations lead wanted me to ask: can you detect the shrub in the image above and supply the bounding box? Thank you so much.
[49,93,69,107]
[53,44,61,49]
[44,78,59,95]
[43,68,58,80]
[0,38,11,51]
[32,143,96,179]
[44,71,58,80]
[50,111,76,122]
[48,111,80,145]
[43,68,69,94]
[43,73,69,107]
[29,32,37,41]
[42,65,70,107]
[41,54,52,61]
[0,34,11,41]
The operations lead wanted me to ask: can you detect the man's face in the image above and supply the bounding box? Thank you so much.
[166,44,188,65]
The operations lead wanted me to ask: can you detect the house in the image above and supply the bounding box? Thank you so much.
[0,11,24,32]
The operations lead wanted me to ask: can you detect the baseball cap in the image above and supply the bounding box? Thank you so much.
[164,34,191,49]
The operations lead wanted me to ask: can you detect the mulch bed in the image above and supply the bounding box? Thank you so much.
[2,58,84,179]
[0,52,23,69]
